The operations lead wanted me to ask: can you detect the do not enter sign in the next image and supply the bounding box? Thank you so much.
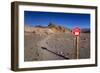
[72,27,80,36]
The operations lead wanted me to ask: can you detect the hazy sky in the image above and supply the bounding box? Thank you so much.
[24,11,90,28]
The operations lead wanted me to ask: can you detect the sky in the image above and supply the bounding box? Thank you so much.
[24,11,90,29]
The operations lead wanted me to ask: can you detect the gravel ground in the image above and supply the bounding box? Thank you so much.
[79,33,90,59]
[24,32,90,61]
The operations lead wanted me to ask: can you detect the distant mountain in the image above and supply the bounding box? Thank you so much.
[48,22,71,32]
[81,28,90,33]
[24,23,71,34]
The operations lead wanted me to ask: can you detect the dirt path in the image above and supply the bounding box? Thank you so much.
[38,32,76,60]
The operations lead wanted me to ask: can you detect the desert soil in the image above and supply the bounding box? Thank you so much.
[24,32,90,61]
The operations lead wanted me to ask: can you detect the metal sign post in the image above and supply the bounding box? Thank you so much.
[72,27,80,59]
[76,36,79,59]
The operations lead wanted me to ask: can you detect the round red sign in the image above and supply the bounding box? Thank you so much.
[72,27,80,36]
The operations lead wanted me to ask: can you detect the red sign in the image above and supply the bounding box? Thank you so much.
[72,27,80,36]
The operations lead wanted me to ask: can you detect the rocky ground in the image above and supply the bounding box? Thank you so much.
[24,31,90,61]
[79,33,90,59]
